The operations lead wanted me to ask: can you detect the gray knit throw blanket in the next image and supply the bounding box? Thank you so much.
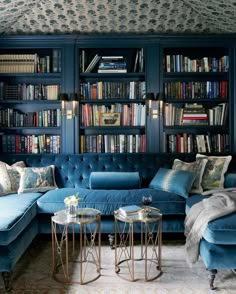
[184,188,236,265]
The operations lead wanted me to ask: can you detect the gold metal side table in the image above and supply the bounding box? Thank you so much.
[114,207,162,282]
[51,208,101,284]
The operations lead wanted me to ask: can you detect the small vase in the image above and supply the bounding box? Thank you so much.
[66,204,77,218]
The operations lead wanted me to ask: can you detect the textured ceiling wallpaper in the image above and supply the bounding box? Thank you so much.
[0,0,236,35]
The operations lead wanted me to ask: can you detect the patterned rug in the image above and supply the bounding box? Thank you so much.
[0,238,235,294]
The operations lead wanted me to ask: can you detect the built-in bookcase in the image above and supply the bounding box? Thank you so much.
[161,46,230,154]
[0,46,62,154]
[77,47,147,153]
[0,35,235,155]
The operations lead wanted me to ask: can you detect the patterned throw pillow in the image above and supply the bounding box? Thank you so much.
[0,161,26,196]
[17,165,58,193]
[196,154,232,190]
[172,158,208,194]
[149,168,195,199]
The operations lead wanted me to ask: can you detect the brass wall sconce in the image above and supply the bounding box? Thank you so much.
[60,93,78,119]
[146,93,163,119]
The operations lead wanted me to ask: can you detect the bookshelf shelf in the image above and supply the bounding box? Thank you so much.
[80,72,145,79]
[80,99,146,104]
[0,100,61,104]
[163,72,228,78]
[163,125,228,132]
[165,98,228,103]
[0,73,61,78]
[81,126,145,132]
[1,126,61,130]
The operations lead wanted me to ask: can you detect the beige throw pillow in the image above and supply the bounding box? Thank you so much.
[17,165,58,193]
[196,154,232,190]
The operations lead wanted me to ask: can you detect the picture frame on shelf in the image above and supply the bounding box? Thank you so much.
[99,113,120,126]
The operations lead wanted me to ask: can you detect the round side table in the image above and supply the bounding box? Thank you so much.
[51,208,101,284]
[114,207,162,282]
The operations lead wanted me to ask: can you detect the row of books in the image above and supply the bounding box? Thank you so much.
[0,108,61,128]
[164,54,229,73]
[0,50,62,73]
[0,134,60,154]
[0,82,60,100]
[80,134,146,153]
[80,49,144,73]
[80,81,146,100]
[164,103,228,126]
[81,104,146,127]
[164,80,228,100]
[165,133,229,153]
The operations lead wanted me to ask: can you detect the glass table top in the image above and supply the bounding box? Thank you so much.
[52,208,101,225]
[114,206,162,223]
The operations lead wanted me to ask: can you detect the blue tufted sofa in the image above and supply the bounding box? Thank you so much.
[1,152,236,291]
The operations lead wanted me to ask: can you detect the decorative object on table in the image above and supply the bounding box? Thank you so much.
[64,192,81,218]
[117,205,141,216]
[142,195,152,206]
[138,207,151,218]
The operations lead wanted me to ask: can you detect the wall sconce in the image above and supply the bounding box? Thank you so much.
[70,93,79,118]
[147,92,164,119]
[60,93,79,119]
[147,92,158,118]
[60,93,69,116]
[156,93,164,117]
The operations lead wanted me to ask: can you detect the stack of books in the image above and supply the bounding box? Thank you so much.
[98,56,127,73]
[182,103,208,125]
[118,205,141,216]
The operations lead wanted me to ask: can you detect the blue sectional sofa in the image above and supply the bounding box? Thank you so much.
[0,152,236,291]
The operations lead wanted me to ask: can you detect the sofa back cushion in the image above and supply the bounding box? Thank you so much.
[89,171,141,189]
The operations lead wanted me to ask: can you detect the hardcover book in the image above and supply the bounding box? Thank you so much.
[118,205,141,216]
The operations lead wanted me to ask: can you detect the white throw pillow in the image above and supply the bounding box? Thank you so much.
[0,161,26,195]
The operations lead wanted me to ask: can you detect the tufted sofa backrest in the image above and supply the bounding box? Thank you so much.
[1,153,236,189]
[0,153,197,188]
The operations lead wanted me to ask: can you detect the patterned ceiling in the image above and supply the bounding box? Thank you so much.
[0,0,236,35]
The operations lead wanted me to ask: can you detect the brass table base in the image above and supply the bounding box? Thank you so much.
[51,209,101,284]
[114,213,162,282]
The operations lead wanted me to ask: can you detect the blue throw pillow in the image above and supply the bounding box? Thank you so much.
[224,173,236,188]
[89,172,141,190]
[149,168,195,199]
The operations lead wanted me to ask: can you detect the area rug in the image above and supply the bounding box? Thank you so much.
[0,238,235,294]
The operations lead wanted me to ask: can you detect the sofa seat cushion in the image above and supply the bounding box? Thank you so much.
[37,187,186,216]
[186,195,236,245]
[0,192,42,245]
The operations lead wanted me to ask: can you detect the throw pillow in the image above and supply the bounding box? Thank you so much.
[0,161,26,195]
[196,154,232,190]
[89,172,141,190]
[172,158,208,194]
[17,165,58,193]
[149,168,195,199]
[224,173,236,188]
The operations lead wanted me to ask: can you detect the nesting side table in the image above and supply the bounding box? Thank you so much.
[51,208,101,284]
[114,207,162,282]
